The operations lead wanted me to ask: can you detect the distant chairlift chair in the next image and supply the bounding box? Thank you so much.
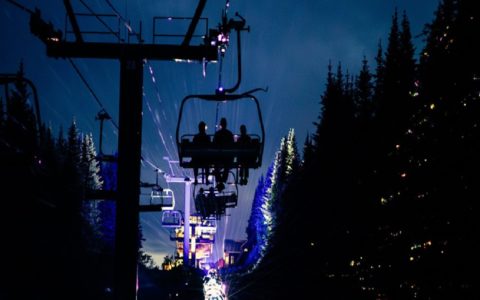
[140,187,176,212]
[161,210,183,228]
[194,184,238,220]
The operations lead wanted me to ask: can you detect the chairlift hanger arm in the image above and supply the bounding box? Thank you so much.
[217,12,250,94]
[223,15,249,94]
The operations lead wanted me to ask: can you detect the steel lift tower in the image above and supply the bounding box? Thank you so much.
[29,1,216,299]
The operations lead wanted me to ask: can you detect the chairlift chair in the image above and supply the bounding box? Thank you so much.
[194,183,238,219]
[150,187,175,210]
[161,210,183,228]
[140,187,175,212]
[176,92,265,173]
[198,216,217,234]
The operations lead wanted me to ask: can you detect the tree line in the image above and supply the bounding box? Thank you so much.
[0,63,116,299]
[0,62,197,299]
[230,1,479,299]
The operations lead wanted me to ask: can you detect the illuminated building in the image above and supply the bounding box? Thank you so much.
[170,213,217,267]
[223,239,247,266]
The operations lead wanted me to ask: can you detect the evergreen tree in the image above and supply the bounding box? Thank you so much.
[378,9,402,140]
[392,1,480,297]
[376,9,417,145]
[313,61,335,149]
[0,64,116,298]
[315,60,355,219]
[57,126,66,150]
[315,62,355,157]
[399,10,416,100]
[101,154,118,191]
[61,119,84,231]
[1,62,39,299]
[81,132,103,190]
[269,136,284,214]
[302,133,314,167]
[80,133,104,251]
[352,55,377,257]
[0,97,6,152]
[353,56,374,182]
[66,119,82,174]
[60,120,87,274]
[284,128,299,179]
[355,56,374,121]
[35,124,58,205]
[5,62,37,157]
[0,97,4,130]
[233,4,480,299]
[371,8,417,217]
[243,161,276,271]
[98,157,118,251]
[344,70,355,105]
[259,157,277,260]
[40,125,56,165]
[244,175,266,269]
[243,128,300,271]
[374,40,385,110]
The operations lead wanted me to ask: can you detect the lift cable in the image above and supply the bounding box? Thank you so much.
[104,0,138,40]
[73,1,165,171]
[78,0,121,40]
[104,0,188,177]
[4,0,165,172]
[67,57,119,130]
[4,0,120,130]
[8,0,213,180]
[4,0,34,14]
[69,57,164,169]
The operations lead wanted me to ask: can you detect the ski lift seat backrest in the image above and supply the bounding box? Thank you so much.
[179,133,261,169]
[150,188,175,210]
[214,191,237,208]
[150,190,161,200]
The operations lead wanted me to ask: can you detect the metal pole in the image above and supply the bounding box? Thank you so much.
[184,179,191,266]
[99,117,104,154]
[114,58,143,300]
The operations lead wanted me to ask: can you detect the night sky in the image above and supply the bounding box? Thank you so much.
[1,0,439,265]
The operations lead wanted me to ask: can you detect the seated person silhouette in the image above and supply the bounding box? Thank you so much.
[213,117,234,191]
[192,121,211,185]
[237,124,252,185]
[207,186,217,217]
[195,188,207,217]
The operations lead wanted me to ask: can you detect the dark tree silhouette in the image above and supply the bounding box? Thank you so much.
[243,175,266,269]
